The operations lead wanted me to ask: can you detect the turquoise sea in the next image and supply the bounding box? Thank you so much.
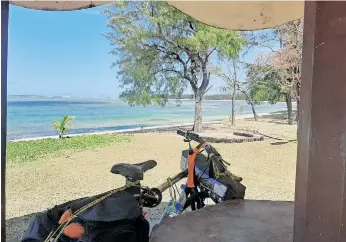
[7,96,294,140]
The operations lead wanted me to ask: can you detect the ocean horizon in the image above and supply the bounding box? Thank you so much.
[7,95,295,141]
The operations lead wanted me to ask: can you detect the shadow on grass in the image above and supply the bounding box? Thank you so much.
[260,110,297,120]
[271,140,297,146]
[255,132,283,141]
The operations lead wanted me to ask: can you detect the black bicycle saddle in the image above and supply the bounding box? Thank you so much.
[110,160,157,180]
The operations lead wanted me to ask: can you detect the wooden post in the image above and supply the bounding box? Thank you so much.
[1,1,9,240]
[294,1,346,241]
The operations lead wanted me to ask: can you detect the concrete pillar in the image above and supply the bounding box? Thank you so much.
[294,1,346,241]
[1,1,9,240]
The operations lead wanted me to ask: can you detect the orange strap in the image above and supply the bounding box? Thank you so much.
[59,209,85,239]
[59,209,72,224]
[63,223,85,239]
[187,147,202,188]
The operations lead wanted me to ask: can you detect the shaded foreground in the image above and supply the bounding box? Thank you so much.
[6,116,297,241]
[151,200,294,242]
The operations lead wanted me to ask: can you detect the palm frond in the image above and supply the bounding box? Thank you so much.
[52,115,74,138]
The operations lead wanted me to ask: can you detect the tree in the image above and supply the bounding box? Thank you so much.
[258,62,295,124]
[269,19,303,123]
[52,115,74,139]
[215,31,279,123]
[240,60,272,121]
[242,20,303,125]
[272,19,303,121]
[214,57,242,125]
[238,84,259,121]
[243,53,296,123]
[103,1,245,132]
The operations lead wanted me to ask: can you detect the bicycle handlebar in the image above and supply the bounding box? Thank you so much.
[176,129,221,156]
[177,129,205,143]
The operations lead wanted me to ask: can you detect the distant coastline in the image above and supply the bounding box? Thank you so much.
[8,95,294,104]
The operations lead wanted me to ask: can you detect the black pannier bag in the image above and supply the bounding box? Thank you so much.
[22,190,150,242]
[181,150,246,200]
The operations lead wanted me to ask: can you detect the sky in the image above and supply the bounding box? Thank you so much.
[8,4,277,98]
[8,5,118,98]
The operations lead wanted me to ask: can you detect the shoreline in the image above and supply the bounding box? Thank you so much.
[8,120,222,142]
[8,112,277,142]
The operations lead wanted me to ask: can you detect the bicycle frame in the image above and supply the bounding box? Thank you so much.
[157,139,215,224]
[156,129,240,225]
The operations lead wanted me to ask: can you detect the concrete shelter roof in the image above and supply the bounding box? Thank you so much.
[10,1,304,30]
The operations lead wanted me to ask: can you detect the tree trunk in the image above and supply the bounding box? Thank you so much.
[246,94,258,121]
[296,100,299,139]
[230,85,236,126]
[295,99,300,122]
[193,92,203,133]
[285,94,294,125]
[295,81,300,122]
[250,102,258,121]
[241,89,258,121]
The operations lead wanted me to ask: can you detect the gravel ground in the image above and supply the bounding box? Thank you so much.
[6,119,298,241]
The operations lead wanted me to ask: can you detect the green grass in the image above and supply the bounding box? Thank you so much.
[6,134,133,164]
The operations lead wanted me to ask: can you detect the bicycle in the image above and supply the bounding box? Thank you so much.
[24,133,245,241]
[155,129,246,224]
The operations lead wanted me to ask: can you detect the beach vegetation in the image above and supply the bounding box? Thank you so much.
[103,0,246,132]
[7,134,133,164]
[52,115,74,138]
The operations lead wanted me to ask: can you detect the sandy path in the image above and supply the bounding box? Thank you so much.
[6,120,298,241]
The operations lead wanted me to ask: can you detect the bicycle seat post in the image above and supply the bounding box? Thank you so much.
[125,177,141,187]
[124,177,141,197]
